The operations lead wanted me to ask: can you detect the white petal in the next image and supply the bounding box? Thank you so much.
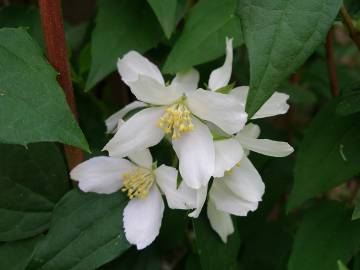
[128,149,153,169]
[210,179,259,216]
[171,68,199,94]
[238,123,260,139]
[236,133,294,157]
[123,186,164,250]
[208,37,233,91]
[230,86,290,119]
[172,117,215,189]
[128,75,182,105]
[155,165,197,210]
[220,157,265,203]
[253,92,290,119]
[117,51,164,85]
[105,101,146,134]
[103,107,165,157]
[187,89,247,134]
[207,198,234,243]
[70,157,135,194]
[213,138,244,178]
[188,186,207,218]
[229,86,249,106]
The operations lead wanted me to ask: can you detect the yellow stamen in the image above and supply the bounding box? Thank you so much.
[158,102,194,140]
[121,168,155,199]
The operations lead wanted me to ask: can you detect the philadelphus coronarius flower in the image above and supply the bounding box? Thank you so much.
[103,38,247,190]
[201,88,294,243]
[70,149,198,250]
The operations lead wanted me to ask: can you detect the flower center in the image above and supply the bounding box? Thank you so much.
[121,168,155,199]
[158,102,194,140]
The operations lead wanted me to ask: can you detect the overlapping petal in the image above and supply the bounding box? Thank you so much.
[187,89,247,134]
[172,117,215,189]
[117,51,164,85]
[70,157,135,194]
[171,68,199,94]
[207,198,234,243]
[103,107,165,157]
[105,101,146,134]
[128,75,182,105]
[123,186,164,250]
[128,148,153,169]
[155,165,197,210]
[213,138,244,177]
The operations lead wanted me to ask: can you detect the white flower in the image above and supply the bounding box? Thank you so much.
[207,100,294,242]
[70,149,196,250]
[182,86,294,241]
[103,38,247,189]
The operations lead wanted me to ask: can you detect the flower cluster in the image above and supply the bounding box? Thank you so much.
[70,38,294,249]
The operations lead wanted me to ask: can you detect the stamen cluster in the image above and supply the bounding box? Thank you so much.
[158,103,194,140]
[121,168,155,199]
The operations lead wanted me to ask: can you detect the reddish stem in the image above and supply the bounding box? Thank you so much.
[340,6,360,53]
[38,0,83,170]
[325,27,340,97]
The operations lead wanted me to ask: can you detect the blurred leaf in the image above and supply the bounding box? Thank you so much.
[337,85,360,116]
[239,221,293,270]
[75,90,107,153]
[238,0,343,117]
[0,28,89,151]
[337,260,350,270]
[185,254,203,270]
[193,215,241,270]
[86,0,163,90]
[65,22,90,52]
[163,0,242,74]
[26,189,130,270]
[288,202,360,270]
[0,143,68,241]
[101,248,161,270]
[288,101,360,210]
[0,5,43,46]
[351,191,360,220]
[0,235,43,270]
[147,0,177,39]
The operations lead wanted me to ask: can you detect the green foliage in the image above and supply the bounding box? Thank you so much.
[86,0,163,90]
[288,202,360,270]
[26,189,130,270]
[193,215,241,270]
[0,28,89,151]
[0,235,43,270]
[288,101,360,210]
[163,0,242,74]
[0,143,68,241]
[337,85,360,116]
[147,0,178,39]
[238,0,343,117]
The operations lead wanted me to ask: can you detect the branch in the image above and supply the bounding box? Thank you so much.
[325,27,339,97]
[340,6,360,52]
[38,0,83,170]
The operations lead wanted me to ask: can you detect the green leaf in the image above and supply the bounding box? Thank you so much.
[0,28,89,151]
[238,0,343,117]
[147,0,177,39]
[0,5,43,46]
[352,191,360,220]
[193,215,241,270]
[337,86,360,116]
[0,235,43,270]
[287,101,360,210]
[163,0,242,74]
[288,202,360,270]
[337,260,350,270]
[86,0,163,90]
[0,143,69,241]
[26,189,131,270]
